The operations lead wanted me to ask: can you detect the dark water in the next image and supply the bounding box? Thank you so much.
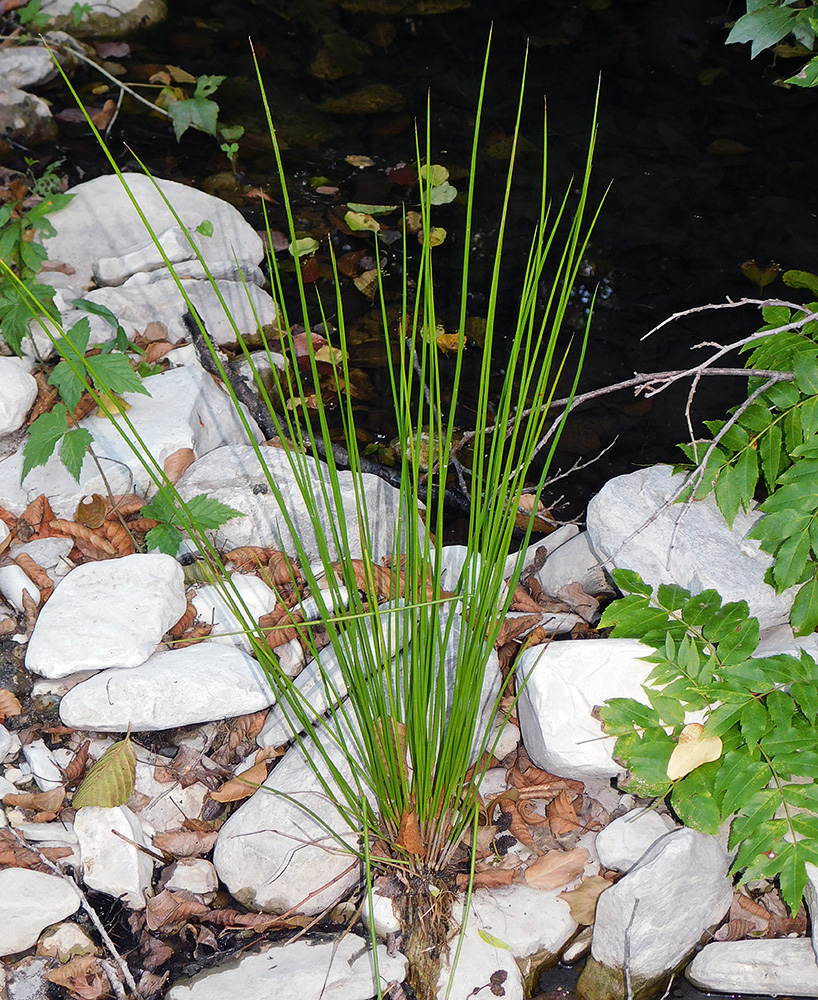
[93,0,816,520]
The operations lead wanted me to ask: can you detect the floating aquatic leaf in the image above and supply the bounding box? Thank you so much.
[345,210,381,232]
[347,202,397,215]
[288,237,319,258]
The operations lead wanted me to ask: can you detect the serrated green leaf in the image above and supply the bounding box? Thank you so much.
[790,575,818,636]
[194,75,225,99]
[790,679,818,720]
[740,698,770,747]
[86,352,150,398]
[783,271,818,295]
[713,750,769,818]
[60,427,93,481]
[617,728,674,798]
[771,528,812,591]
[610,568,653,597]
[758,420,782,491]
[184,494,243,529]
[715,447,758,526]
[726,5,795,58]
[145,522,183,556]
[794,351,818,396]
[22,405,69,480]
[72,733,137,808]
[49,360,87,416]
[671,763,721,834]
[765,688,795,733]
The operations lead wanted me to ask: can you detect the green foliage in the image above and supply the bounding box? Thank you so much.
[166,75,226,141]
[0,164,73,355]
[22,315,151,481]
[675,279,818,634]
[17,0,49,29]
[140,489,243,556]
[600,569,818,912]
[727,1,818,86]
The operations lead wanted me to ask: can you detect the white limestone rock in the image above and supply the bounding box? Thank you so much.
[193,574,278,655]
[0,79,56,149]
[0,868,81,957]
[77,274,276,346]
[0,364,262,518]
[595,808,677,872]
[93,226,198,286]
[686,939,818,996]
[516,637,656,780]
[585,464,795,630]
[0,563,39,612]
[534,529,614,597]
[0,45,60,90]
[59,642,276,731]
[466,885,577,984]
[436,895,525,1000]
[74,805,154,909]
[36,921,98,961]
[41,173,264,299]
[10,536,74,577]
[164,859,218,903]
[166,933,407,1000]
[26,553,186,678]
[0,724,16,764]
[22,738,63,791]
[214,720,370,915]
[578,828,732,997]
[0,356,37,435]
[806,861,818,964]
[176,444,409,562]
[130,757,210,833]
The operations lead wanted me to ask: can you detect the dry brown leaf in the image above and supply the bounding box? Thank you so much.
[107,493,148,519]
[3,785,65,814]
[496,796,537,848]
[396,808,424,856]
[100,519,136,556]
[168,591,197,638]
[45,954,110,1000]
[227,710,269,750]
[547,789,580,837]
[0,828,72,869]
[456,866,515,890]
[28,371,59,425]
[714,918,757,942]
[145,889,209,932]
[22,587,38,635]
[0,617,17,636]
[144,341,176,364]
[141,320,170,342]
[163,447,196,484]
[62,741,90,787]
[202,909,290,931]
[225,545,271,573]
[0,687,22,721]
[508,583,541,613]
[524,846,589,890]
[75,494,108,529]
[153,828,219,858]
[494,615,542,648]
[49,519,117,557]
[730,891,771,934]
[13,552,54,599]
[20,494,56,538]
[559,874,611,924]
[555,582,600,623]
[209,756,269,803]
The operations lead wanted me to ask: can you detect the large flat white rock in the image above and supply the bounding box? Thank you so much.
[686,939,818,996]
[26,553,186,678]
[58,642,276,731]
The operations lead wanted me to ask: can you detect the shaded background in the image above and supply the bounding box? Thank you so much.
[47,0,818,517]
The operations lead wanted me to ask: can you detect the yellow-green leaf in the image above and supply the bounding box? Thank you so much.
[72,732,137,808]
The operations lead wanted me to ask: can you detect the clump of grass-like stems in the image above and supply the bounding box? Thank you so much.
[10,35,603,999]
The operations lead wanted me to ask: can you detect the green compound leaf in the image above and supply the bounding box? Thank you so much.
[183,494,243,530]
[60,427,93,481]
[72,732,137,809]
[22,405,70,480]
[790,574,818,636]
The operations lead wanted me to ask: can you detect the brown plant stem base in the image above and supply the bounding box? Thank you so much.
[395,866,456,1000]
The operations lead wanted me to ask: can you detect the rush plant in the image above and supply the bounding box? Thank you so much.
[10,37,603,999]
